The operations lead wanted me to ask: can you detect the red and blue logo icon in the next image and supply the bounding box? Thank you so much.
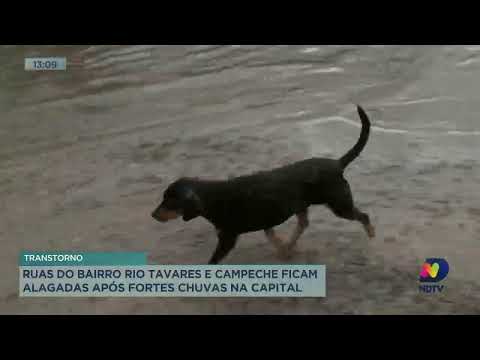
[419,258,449,283]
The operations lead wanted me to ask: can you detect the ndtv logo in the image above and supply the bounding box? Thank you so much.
[418,258,449,294]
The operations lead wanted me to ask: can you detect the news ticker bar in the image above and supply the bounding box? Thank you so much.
[19,252,326,298]
[25,57,67,71]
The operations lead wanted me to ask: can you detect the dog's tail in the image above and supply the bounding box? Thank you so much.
[338,105,371,169]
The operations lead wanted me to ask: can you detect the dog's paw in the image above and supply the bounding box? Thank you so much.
[365,224,376,238]
[277,245,295,260]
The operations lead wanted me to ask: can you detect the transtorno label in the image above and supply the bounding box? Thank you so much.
[19,265,326,298]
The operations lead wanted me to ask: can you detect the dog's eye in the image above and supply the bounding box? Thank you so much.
[164,192,179,204]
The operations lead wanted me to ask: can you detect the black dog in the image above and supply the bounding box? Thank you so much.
[152,105,375,264]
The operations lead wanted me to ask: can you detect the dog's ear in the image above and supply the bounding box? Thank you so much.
[181,188,203,221]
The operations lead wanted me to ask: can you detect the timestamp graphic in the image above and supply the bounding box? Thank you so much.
[25,57,67,71]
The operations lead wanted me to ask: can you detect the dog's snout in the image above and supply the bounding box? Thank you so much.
[151,206,180,223]
[151,209,165,222]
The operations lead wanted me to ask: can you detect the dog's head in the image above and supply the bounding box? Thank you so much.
[151,178,203,223]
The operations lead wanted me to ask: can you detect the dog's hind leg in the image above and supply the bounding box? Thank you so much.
[327,180,375,238]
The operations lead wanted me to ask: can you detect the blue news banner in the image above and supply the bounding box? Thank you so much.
[19,252,326,297]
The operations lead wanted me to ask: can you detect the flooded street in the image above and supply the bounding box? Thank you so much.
[1,45,479,314]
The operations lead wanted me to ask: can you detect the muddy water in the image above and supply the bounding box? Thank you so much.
[1,45,479,314]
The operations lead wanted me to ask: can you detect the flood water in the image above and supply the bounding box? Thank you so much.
[1,45,479,314]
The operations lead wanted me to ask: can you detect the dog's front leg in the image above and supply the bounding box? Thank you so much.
[265,228,291,260]
[265,211,309,260]
[286,210,309,251]
[208,231,238,264]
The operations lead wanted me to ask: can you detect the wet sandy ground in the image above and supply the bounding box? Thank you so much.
[1,45,479,314]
